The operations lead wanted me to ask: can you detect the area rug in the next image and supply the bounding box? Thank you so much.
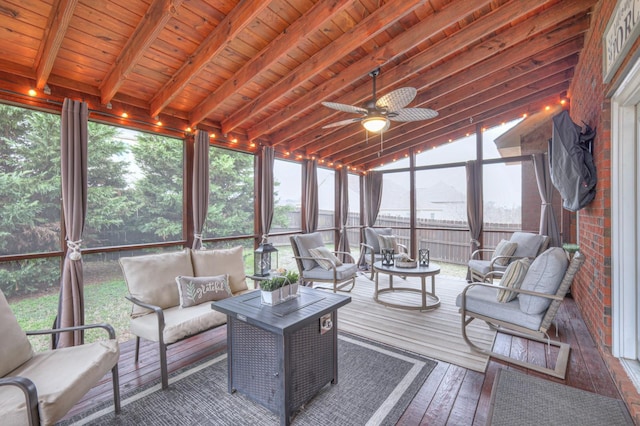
[487,369,634,425]
[338,274,496,373]
[62,334,436,426]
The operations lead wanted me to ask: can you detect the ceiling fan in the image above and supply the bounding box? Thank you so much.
[321,68,438,133]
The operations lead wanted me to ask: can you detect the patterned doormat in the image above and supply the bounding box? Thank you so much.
[488,369,634,425]
[62,334,436,425]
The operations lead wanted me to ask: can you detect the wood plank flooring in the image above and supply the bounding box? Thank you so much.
[63,295,628,425]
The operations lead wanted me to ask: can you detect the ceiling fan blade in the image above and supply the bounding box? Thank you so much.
[388,108,438,122]
[322,117,363,129]
[321,101,367,114]
[376,87,417,112]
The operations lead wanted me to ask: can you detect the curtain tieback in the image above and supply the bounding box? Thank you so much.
[67,240,82,261]
[261,234,269,244]
[470,238,480,246]
[541,202,551,205]
[193,233,205,249]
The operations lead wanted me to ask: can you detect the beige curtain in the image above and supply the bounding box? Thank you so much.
[192,130,209,249]
[259,146,275,241]
[302,159,318,233]
[364,171,383,226]
[533,153,560,247]
[337,167,350,262]
[55,99,88,348]
[466,160,482,281]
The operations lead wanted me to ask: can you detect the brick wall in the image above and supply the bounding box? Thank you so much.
[569,0,640,421]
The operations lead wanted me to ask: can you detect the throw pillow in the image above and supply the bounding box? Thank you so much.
[377,234,397,251]
[308,246,343,270]
[175,274,232,308]
[496,258,531,303]
[491,240,518,266]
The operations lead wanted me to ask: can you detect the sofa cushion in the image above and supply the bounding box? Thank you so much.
[120,250,193,317]
[176,274,232,308]
[0,291,33,377]
[1,340,119,425]
[308,247,342,270]
[519,247,568,314]
[364,227,392,253]
[130,303,228,345]
[190,246,248,294]
[293,232,325,271]
[496,258,530,303]
[491,239,518,266]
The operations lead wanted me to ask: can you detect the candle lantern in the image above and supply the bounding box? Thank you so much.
[419,248,430,266]
[254,242,278,276]
[381,248,395,266]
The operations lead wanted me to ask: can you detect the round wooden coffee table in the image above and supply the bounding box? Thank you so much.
[373,261,441,311]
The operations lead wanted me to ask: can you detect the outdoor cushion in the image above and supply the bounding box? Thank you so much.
[519,247,568,314]
[190,246,248,293]
[496,258,530,302]
[467,259,508,277]
[1,340,119,426]
[175,274,232,308]
[364,227,392,253]
[491,239,518,266]
[119,250,193,317]
[377,234,397,251]
[302,263,358,281]
[510,232,546,258]
[456,285,544,331]
[0,291,33,377]
[130,303,228,344]
[308,247,342,270]
[293,232,325,271]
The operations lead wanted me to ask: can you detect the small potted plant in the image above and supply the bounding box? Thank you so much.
[260,269,300,305]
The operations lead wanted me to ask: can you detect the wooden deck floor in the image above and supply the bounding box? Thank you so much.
[64,295,629,425]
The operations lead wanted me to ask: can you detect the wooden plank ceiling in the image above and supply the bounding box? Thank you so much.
[0,0,596,171]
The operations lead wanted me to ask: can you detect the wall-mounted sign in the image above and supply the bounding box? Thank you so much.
[604,0,640,83]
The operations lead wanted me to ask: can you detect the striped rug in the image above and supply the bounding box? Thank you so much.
[337,272,496,373]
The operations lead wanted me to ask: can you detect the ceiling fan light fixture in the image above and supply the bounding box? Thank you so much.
[362,115,389,132]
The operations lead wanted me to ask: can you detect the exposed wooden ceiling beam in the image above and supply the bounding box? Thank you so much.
[274,0,564,149]
[314,33,586,161]
[35,0,79,90]
[188,0,354,128]
[149,0,270,118]
[100,0,184,105]
[218,0,426,135]
[284,2,591,155]
[246,0,494,142]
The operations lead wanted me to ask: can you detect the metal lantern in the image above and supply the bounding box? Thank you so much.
[381,248,395,266]
[419,248,430,266]
[254,242,278,276]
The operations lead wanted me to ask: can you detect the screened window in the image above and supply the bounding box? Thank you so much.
[416,133,476,166]
[482,119,522,160]
[317,166,335,230]
[0,104,61,255]
[272,159,301,233]
[206,146,254,238]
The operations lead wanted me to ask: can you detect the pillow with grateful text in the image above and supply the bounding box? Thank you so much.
[175,274,232,308]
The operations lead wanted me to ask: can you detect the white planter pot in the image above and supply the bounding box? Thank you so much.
[261,288,282,305]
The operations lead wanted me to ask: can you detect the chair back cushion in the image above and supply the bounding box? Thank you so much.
[190,246,248,293]
[0,290,33,377]
[364,227,392,254]
[492,239,518,266]
[120,250,194,317]
[519,247,569,314]
[293,232,325,271]
[510,232,546,259]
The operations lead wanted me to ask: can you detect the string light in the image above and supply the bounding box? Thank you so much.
[28,88,37,97]
[121,112,129,118]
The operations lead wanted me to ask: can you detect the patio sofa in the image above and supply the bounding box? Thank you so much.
[119,246,250,389]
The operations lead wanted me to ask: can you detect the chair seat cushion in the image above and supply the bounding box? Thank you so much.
[0,340,119,426]
[130,303,228,344]
[456,285,544,331]
[302,263,358,281]
[468,259,508,276]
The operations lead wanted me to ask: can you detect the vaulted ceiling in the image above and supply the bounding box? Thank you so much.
[0,0,596,171]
